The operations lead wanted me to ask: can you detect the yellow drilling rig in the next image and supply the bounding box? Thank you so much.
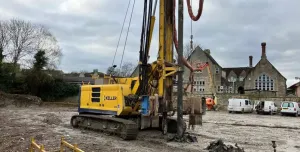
[70,0,207,140]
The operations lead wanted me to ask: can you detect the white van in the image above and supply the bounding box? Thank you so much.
[255,101,278,115]
[227,98,253,113]
[280,101,300,117]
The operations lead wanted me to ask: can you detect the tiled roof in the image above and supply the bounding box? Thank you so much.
[288,82,300,89]
[222,67,252,78]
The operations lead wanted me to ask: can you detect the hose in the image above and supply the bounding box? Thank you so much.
[173,0,194,72]
[172,0,205,91]
[186,0,204,21]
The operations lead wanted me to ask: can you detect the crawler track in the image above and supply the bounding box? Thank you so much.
[70,114,138,140]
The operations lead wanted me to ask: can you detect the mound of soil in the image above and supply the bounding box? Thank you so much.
[0,91,42,108]
[39,113,62,125]
[205,139,245,152]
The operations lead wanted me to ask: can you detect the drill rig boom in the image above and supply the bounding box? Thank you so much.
[70,0,205,140]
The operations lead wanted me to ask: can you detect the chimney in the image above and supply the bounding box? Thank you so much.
[204,49,211,55]
[249,56,253,68]
[261,42,266,59]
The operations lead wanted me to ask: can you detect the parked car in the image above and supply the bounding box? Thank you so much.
[280,101,300,117]
[227,98,253,113]
[255,101,278,115]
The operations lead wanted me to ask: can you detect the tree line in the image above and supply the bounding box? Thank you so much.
[0,19,78,101]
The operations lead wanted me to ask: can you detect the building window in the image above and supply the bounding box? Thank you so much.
[216,67,219,74]
[217,86,223,92]
[197,81,205,86]
[197,87,205,92]
[255,74,274,91]
[239,77,244,81]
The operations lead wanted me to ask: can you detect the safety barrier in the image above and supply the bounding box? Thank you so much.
[29,137,46,152]
[60,136,84,152]
[29,136,84,152]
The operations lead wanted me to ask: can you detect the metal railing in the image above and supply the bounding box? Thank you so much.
[60,136,84,152]
[29,136,84,152]
[29,137,46,152]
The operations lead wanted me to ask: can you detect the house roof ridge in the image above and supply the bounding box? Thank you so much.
[223,67,252,69]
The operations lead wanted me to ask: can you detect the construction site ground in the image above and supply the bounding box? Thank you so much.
[1,104,300,152]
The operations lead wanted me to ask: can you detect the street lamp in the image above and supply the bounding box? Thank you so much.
[295,77,300,97]
[230,77,236,93]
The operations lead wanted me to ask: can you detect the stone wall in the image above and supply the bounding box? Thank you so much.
[175,92,300,111]
[214,93,300,107]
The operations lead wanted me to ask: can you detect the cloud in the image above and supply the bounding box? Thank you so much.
[0,0,299,86]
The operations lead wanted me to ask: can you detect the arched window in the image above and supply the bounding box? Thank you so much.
[255,74,274,91]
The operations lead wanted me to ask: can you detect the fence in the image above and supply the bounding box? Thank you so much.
[29,136,84,152]
[60,136,84,152]
[29,137,46,152]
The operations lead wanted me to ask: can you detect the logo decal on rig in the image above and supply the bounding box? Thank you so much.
[105,96,117,100]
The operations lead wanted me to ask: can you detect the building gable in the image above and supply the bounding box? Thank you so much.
[248,58,286,81]
[240,70,246,77]
[187,46,222,68]
[223,67,252,79]
[227,70,237,81]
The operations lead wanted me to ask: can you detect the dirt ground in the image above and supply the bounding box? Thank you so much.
[1,104,300,152]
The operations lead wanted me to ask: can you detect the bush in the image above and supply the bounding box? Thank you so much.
[0,64,15,92]
[22,69,79,101]
[39,78,79,101]
[0,57,79,101]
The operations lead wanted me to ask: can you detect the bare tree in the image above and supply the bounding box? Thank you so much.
[0,21,9,64]
[106,66,116,75]
[34,26,62,69]
[7,19,62,70]
[118,62,135,77]
[174,42,202,62]
[106,62,135,77]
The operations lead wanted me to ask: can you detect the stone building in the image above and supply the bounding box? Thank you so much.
[63,71,109,85]
[287,82,300,97]
[221,42,287,96]
[183,42,287,97]
[130,42,287,97]
[181,46,222,95]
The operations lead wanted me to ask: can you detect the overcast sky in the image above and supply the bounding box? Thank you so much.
[0,0,299,86]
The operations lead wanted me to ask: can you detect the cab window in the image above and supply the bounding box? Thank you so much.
[245,100,249,105]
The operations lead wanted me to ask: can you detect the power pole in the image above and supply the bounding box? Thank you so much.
[177,0,184,138]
